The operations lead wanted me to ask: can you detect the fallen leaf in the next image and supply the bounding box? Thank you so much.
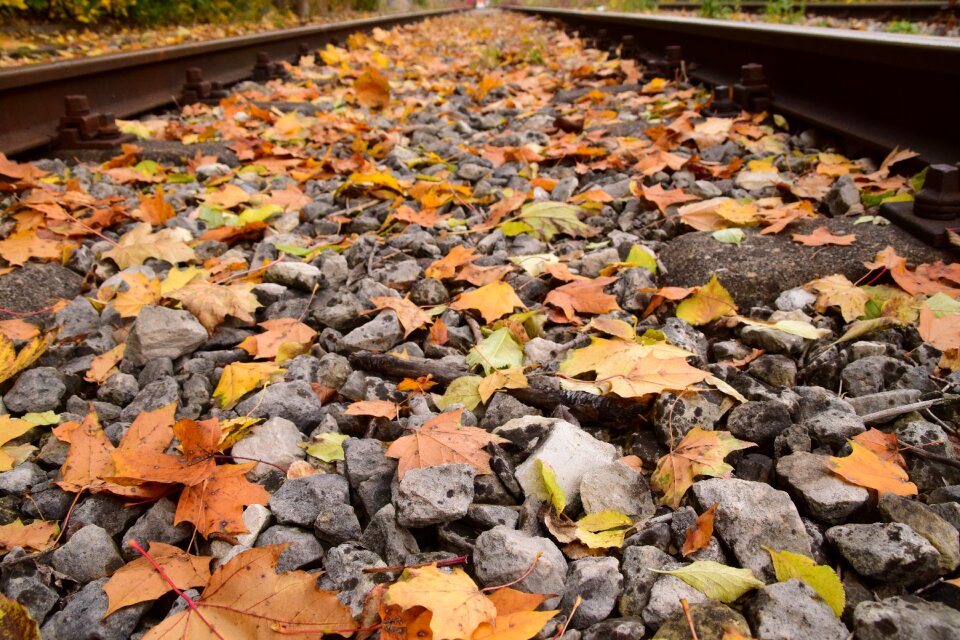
[385,565,497,640]
[142,545,355,639]
[0,319,39,340]
[575,510,633,549]
[675,274,738,326]
[852,429,906,469]
[467,328,524,375]
[102,223,195,269]
[385,409,508,480]
[0,518,58,553]
[166,279,260,333]
[471,588,557,640]
[54,410,116,493]
[304,433,350,463]
[132,186,175,224]
[213,362,284,409]
[85,344,125,384]
[0,330,55,385]
[792,227,856,247]
[651,561,764,603]
[827,440,918,496]
[355,66,391,109]
[682,502,718,557]
[651,427,756,508]
[173,463,271,537]
[478,367,528,404]
[0,230,67,266]
[435,376,483,411]
[345,400,400,420]
[370,297,431,337]
[238,318,317,360]
[638,182,699,213]
[807,274,869,322]
[0,593,41,640]
[537,459,566,514]
[0,415,37,472]
[766,548,845,617]
[451,281,526,324]
[918,304,960,351]
[543,276,620,321]
[501,201,590,241]
[113,272,161,317]
[425,245,478,279]
[104,542,211,616]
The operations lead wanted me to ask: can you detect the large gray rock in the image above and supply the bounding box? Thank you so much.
[124,305,207,366]
[316,543,390,617]
[3,367,66,413]
[51,524,124,584]
[268,473,350,527]
[2,569,58,624]
[514,419,617,512]
[0,262,82,319]
[826,522,940,586]
[121,497,191,560]
[652,390,727,444]
[360,504,420,565]
[619,545,675,617]
[119,376,180,423]
[474,526,567,608]
[255,525,324,572]
[896,420,960,492]
[643,572,708,630]
[725,400,793,444]
[745,579,847,640]
[691,478,812,581]
[580,461,655,519]
[559,557,623,629]
[393,464,475,527]
[230,417,305,484]
[800,409,865,449]
[878,493,960,574]
[854,596,960,640]
[235,380,324,432]
[659,217,950,308]
[776,452,871,524]
[41,579,151,640]
[343,437,396,518]
[264,261,322,291]
[337,312,404,352]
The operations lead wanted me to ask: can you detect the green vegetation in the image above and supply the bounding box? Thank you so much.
[0,0,383,25]
[764,0,803,23]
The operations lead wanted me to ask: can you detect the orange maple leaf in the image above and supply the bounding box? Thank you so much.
[0,519,58,553]
[425,245,478,280]
[852,428,906,469]
[132,186,175,225]
[239,318,317,360]
[827,441,918,496]
[651,428,755,508]
[543,276,620,321]
[792,226,856,247]
[345,399,401,420]
[637,182,700,213]
[450,281,526,324]
[174,462,271,537]
[682,502,718,557]
[355,66,391,109]
[104,542,212,616]
[385,410,508,480]
[370,297,431,337]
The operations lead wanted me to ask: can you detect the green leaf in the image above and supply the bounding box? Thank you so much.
[504,201,590,241]
[536,459,566,513]
[434,376,482,411]
[166,174,196,184]
[235,204,282,226]
[276,244,313,257]
[651,561,764,603]
[925,292,960,317]
[133,159,161,176]
[303,433,350,463]
[854,215,890,226]
[198,205,227,228]
[912,167,928,193]
[711,228,745,247]
[21,411,59,426]
[576,510,632,548]
[829,317,903,348]
[766,548,845,617]
[861,190,895,207]
[466,328,523,375]
[623,245,658,273]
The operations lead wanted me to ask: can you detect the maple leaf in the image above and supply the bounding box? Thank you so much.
[104,542,212,616]
[682,502,718,557]
[166,279,260,333]
[113,417,219,487]
[200,184,251,209]
[0,227,69,267]
[238,318,317,360]
[425,245,478,279]
[637,182,700,213]
[451,281,526,324]
[174,463,271,537]
[478,367,528,404]
[501,201,590,241]
[385,409,508,480]
[84,343,125,384]
[827,440,918,497]
[675,274,738,326]
[370,297,430,337]
[0,153,46,180]
[0,319,39,341]
[458,263,516,287]
[467,328,524,375]
[0,416,38,471]
[0,518,58,554]
[651,427,756,508]
[385,565,497,640]
[102,223,195,269]
[132,186,175,224]
[471,588,557,640]
[143,545,355,639]
[852,428,906,468]
[113,272,161,317]
[918,303,960,352]
[54,410,116,494]
[807,274,869,322]
[355,66,391,109]
[345,399,401,419]
[543,276,620,321]
[792,226,856,247]
[213,362,285,409]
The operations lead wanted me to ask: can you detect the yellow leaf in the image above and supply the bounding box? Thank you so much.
[807,274,870,322]
[478,367,528,404]
[828,441,918,497]
[0,415,36,472]
[103,224,195,269]
[0,331,56,386]
[113,272,161,317]
[213,362,284,409]
[165,279,260,333]
[385,565,497,640]
[536,459,566,514]
[651,561,764,603]
[676,274,738,326]
[766,548,845,617]
[451,281,526,324]
[575,510,632,548]
[652,427,756,508]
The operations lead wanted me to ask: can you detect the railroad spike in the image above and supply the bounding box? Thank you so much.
[252,51,288,83]
[56,94,134,150]
[733,63,772,113]
[880,163,960,247]
[181,67,229,105]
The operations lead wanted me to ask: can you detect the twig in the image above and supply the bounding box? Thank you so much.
[861,396,952,425]
[482,553,542,592]
[681,599,701,640]
[903,447,960,471]
[362,554,468,574]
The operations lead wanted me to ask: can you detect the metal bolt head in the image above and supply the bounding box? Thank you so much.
[64,95,90,116]
[915,164,960,220]
[741,63,765,84]
[257,51,271,64]
[666,45,683,62]
[185,67,204,83]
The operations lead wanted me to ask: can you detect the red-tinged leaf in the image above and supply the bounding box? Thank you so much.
[543,276,620,321]
[682,502,718,556]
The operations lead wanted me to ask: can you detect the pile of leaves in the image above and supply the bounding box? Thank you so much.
[0,7,959,640]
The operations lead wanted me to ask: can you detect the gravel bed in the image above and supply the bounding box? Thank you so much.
[0,9,959,640]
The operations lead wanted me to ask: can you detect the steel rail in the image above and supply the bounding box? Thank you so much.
[656,1,951,20]
[0,8,462,157]
[510,6,960,164]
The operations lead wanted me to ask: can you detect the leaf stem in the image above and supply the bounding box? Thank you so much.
[362,554,469,574]
[481,552,541,592]
[129,538,226,640]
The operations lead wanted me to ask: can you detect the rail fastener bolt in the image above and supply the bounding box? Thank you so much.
[56,95,135,151]
[880,164,960,247]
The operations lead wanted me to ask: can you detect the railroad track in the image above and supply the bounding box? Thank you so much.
[510,6,960,166]
[0,8,463,157]
[657,1,954,21]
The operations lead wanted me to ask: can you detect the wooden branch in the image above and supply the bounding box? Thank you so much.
[347,350,642,425]
[861,396,954,425]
